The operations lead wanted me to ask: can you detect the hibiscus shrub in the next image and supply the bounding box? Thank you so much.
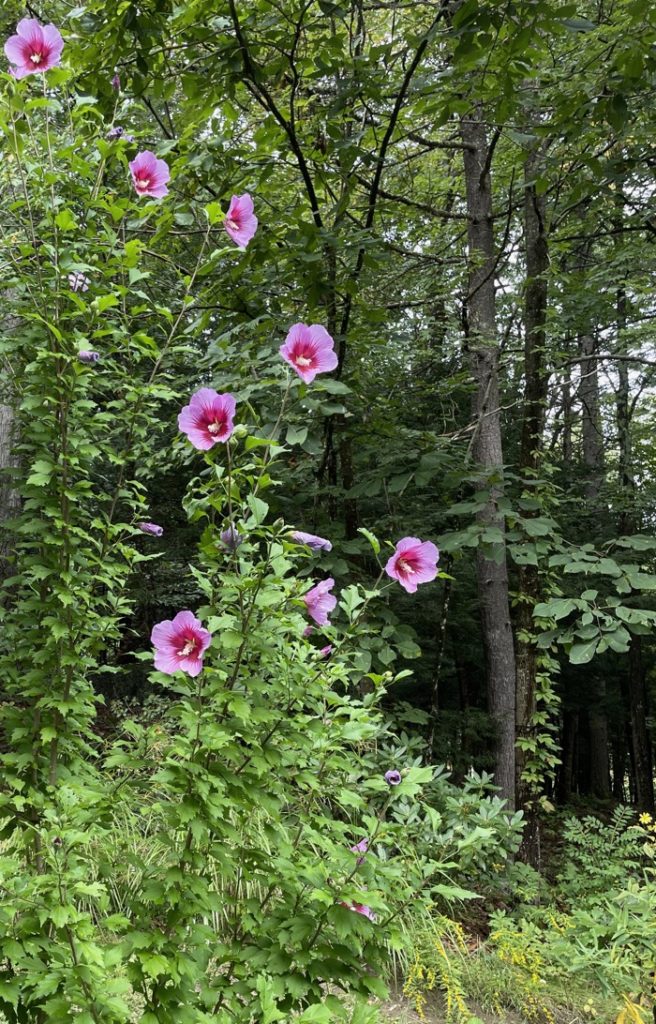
[0,23,446,1024]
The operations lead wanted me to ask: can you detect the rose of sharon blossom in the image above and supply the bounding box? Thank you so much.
[5,19,64,79]
[384,769,401,786]
[129,151,170,199]
[385,536,439,594]
[220,525,244,551]
[178,388,236,450]
[303,578,336,626]
[340,901,376,921]
[137,522,163,537]
[291,530,332,552]
[350,838,369,865]
[224,194,258,248]
[151,610,211,677]
[68,272,89,292]
[280,323,338,385]
[77,351,99,364]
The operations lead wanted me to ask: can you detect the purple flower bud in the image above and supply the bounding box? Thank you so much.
[220,525,244,552]
[384,769,401,786]
[137,522,164,537]
[303,625,314,638]
[107,126,134,142]
[291,530,332,552]
[77,351,100,364]
[319,645,332,658]
[111,73,121,90]
[68,272,89,292]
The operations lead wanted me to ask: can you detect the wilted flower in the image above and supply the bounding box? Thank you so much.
[224,193,258,248]
[68,272,89,292]
[107,126,134,142]
[111,72,120,90]
[77,351,99,364]
[220,525,244,551]
[384,769,401,786]
[178,388,236,450]
[150,610,211,677]
[137,522,163,537]
[129,150,170,198]
[279,323,338,384]
[5,19,64,79]
[291,530,332,552]
[303,578,336,626]
[385,537,439,594]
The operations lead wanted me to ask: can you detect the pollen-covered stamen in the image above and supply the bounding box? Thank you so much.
[207,419,225,435]
[179,637,197,657]
[136,178,150,190]
[30,51,42,63]
[295,354,313,367]
[225,217,239,231]
[397,557,416,575]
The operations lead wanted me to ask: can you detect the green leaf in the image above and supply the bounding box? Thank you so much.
[55,209,77,231]
[286,424,308,446]
[569,639,599,664]
[357,527,380,555]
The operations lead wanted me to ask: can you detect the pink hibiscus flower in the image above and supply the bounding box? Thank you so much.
[178,388,236,450]
[385,537,439,594]
[151,610,211,677]
[129,151,170,198]
[303,578,336,626]
[224,193,258,248]
[5,19,64,79]
[279,323,338,384]
[340,901,376,921]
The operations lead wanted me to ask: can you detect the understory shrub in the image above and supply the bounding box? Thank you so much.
[0,24,451,1024]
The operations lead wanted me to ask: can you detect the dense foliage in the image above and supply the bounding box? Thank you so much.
[2,0,656,1021]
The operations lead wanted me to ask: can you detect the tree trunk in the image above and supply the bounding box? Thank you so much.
[460,109,516,809]
[0,397,20,579]
[578,332,611,799]
[515,146,550,857]
[615,287,654,811]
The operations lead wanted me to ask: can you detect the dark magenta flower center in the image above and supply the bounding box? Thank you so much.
[397,555,417,575]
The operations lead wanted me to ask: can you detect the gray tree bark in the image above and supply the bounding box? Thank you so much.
[615,286,654,811]
[460,109,517,809]
[516,145,550,859]
[579,331,611,799]
[0,360,20,579]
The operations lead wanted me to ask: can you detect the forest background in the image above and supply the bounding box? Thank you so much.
[2,0,656,1021]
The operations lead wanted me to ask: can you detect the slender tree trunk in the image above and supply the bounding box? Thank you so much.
[578,332,611,799]
[460,109,516,809]
[0,396,20,578]
[557,709,576,804]
[615,287,654,810]
[515,147,550,857]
